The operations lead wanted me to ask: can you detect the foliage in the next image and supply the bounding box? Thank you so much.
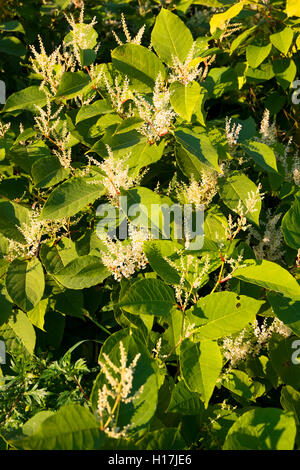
[0,0,300,451]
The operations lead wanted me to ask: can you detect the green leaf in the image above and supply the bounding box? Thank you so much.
[175,128,220,171]
[0,20,25,33]
[270,27,294,55]
[269,336,300,389]
[223,408,296,450]
[91,328,159,432]
[218,173,261,225]
[273,58,297,90]
[232,259,300,299]
[27,298,48,331]
[54,255,110,289]
[0,310,36,355]
[286,0,300,16]
[32,155,70,188]
[6,259,45,311]
[167,380,203,415]
[76,99,112,124]
[242,140,278,173]
[126,140,165,176]
[112,44,166,93]
[0,201,29,242]
[170,81,202,122]
[151,8,193,66]
[210,2,244,34]
[268,292,300,337]
[281,386,300,425]
[136,428,185,450]
[180,338,222,407]
[40,177,105,220]
[0,36,26,57]
[246,43,272,69]
[2,86,48,113]
[56,72,91,100]
[0,290,13,326]
[13,405,104,450]
[191,292,263,340]
[281,193,300,249]
[119,278,175,316]
[143,240,181,284]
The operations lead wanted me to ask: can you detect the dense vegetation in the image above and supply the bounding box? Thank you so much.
[0,0,300,450]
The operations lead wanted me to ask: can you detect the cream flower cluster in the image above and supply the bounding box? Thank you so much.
[112,13,146,46]
[100,224,149,281]
[247,210,284,262]
[258,109,276,145]
[0,121,11,138]
[175,170,218,207]
[6,209,69,261]
[222,318,292,367]
[134,73,176,144]
[169,42,215,86]
[225,117,242,147]
[87,145,144,205]
[97,341,143,438]
[34,97,72,169]
[103,74,131,115]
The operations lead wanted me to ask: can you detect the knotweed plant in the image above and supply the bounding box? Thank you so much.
[99,224,149,281]
[87,145,145,205]
[1,0,300,452]
[97,341,144,438]
[169,42,215,85]
[112,13,146,46]
[222,318,292,368]
[134,73,176,143]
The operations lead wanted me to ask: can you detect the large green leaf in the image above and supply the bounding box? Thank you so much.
[0,201,29,242]
[166,381,203,415]
[242,140,278,174]
[210,2,244,34]
[56,72,91,100]
[151,8,193,66]
[268,292,300,337]
[119,278,175,316]
[223,408,296,450]
[0,310,36,355]
[54,255,110,289]
[13,405,104,450]
[281,193,300,250]
[180,338,222,407]
[32,155,70,188]
[175,127,220,171]
[143,240,181,285]
[6,259,45,312]
[218,173,261,225]
[0,36,26,57]
[191,291,264,340]
[40,177,105,220]
[91,328,159,432]
[270,27,294,55]
[281,386,300,425]
[2,86,48,113]
[170,81,202,122]
[269,336,300,389]
[111,44,166,93]
[232,259,300,299]
[246,44,272,69]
